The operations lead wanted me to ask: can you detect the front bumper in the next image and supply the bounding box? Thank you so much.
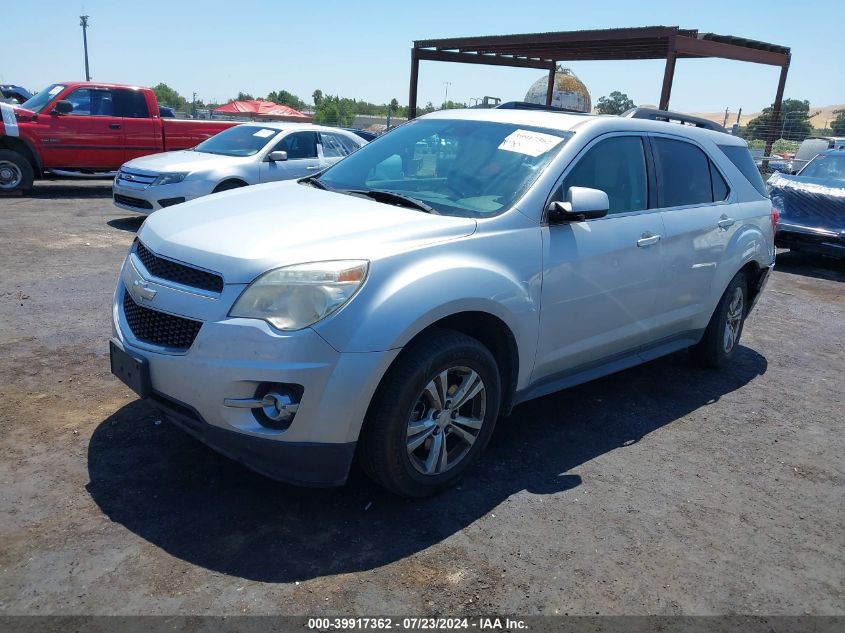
[112,178,204,214]
[111,255,399,486]
[775,222,845,259]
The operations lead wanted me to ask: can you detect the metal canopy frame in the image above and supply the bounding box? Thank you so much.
[409,26,790,157]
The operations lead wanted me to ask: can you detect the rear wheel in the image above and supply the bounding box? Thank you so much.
[359,329,501,497]
[690,271,747,369]
[0,150,34,193]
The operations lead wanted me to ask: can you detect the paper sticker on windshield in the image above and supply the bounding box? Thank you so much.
[48,85,63,96]
[253,129,275,138]
[499,130,563,157]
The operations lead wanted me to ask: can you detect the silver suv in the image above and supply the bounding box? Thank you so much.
[110,108,775,496]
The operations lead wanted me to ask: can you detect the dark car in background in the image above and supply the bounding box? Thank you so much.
[0,84,32,104]
[770,149,845,258]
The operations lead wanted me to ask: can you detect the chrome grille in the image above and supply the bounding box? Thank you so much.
[117,169,157,188]
[122,291,202,350]
[135,241,224,293]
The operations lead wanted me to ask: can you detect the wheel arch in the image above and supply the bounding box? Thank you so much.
[213,177,248,192]
[0,135,41,176]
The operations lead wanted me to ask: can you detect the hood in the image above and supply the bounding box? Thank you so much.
[768,172,845,232]
[138,180,477,283]
[0,103,35,136]
[122,150,252,174]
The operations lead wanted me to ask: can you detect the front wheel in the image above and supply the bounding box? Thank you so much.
[690,271,747,369]
[359,329,501,497]
[0,150,34,193]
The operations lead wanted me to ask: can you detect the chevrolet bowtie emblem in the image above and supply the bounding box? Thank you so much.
[132,280,157,301]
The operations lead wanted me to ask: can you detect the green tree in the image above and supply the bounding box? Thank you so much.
[389,98,399,114]
[595,91,635,115]
[744,98,814,141]
[831,109,845,136]
[236,91,254,101]
[312,94,357,126]
[312,89,324,109]
[151,83,187,110]
[267,89,306,111]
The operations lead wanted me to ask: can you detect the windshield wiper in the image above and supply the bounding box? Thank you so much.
[344,189,439,214]
[299,176,330,190]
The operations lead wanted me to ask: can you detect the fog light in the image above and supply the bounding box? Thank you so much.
[223,383,303,430]
[158,197,186,208]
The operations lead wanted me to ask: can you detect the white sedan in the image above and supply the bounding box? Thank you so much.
[112,123,367,213]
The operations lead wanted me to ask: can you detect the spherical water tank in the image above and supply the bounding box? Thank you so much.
[524,66,591,113]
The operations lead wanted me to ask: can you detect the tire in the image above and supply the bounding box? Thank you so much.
[212,180,246,193]
[690,271,748,369]
[359,328,501,497]
[0,150,34,193]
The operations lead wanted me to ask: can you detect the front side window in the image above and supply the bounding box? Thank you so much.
[556,136,648,214]
[193,125,281,157]
[65,88,114,116]
[317,119,571,218]
[274,132,318,159]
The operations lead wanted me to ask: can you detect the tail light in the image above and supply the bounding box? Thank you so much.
[771,206,779,234]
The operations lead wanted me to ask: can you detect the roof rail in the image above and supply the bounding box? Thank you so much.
[495,101,588,115]
[621,107,726,133]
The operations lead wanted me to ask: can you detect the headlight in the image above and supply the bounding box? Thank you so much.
[229,260,369,330]
[152,172,188,186]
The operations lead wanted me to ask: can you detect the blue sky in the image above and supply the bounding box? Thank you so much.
[4,0,842,114]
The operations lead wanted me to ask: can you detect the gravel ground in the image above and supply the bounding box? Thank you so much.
[0,180,843,616]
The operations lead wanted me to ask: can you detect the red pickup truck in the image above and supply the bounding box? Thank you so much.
[0,82,237,193]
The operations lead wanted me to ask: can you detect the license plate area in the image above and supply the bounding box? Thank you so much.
[109,341,151,398]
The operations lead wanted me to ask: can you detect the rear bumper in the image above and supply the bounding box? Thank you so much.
[149,392,357,487]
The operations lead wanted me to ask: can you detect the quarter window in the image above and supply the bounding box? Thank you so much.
[557,136,648,214]
[114,89,150,118]
[710,162,729,201]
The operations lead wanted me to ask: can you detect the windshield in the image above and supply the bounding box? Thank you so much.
[194,125,282,157]
[799,154,845,181]
[21,84,66,113]
[316,118,572,217]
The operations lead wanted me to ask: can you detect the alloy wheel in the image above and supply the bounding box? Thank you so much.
[405,365,487,476]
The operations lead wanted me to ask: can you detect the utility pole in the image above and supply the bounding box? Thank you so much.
[192,92,197,118]
[79,15,91,81]
[443,81,451,108]
[722,107,730,128]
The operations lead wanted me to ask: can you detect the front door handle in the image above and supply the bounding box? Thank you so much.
[717,217,736,229]
[305,165,321,170]
[637,233,661,248]
[109,123,122,130]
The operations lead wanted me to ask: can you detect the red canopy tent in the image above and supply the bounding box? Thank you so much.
[213,99,312,122]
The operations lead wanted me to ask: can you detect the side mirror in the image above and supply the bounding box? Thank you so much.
[548,186,609,223]
[267,150,288,162]
[51,100,73,115]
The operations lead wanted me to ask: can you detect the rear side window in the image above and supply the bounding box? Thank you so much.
[652,138,713,207]
[320,133,350,158]
[114,89,150,118]
[558,136,648,214]
[718,144,767,197]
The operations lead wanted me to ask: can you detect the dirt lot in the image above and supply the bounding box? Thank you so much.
[0,180,843,616]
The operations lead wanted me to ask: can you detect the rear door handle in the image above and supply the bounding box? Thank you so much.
[717,217,736,229]
[305,165,322,170]
[109,123,122,130]
[637,233,661,248]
